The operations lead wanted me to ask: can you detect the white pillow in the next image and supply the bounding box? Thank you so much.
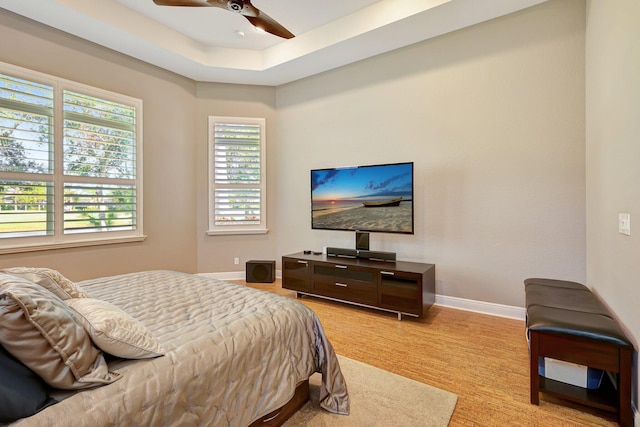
[1,267,88,300]
[0,274,119,390]
[67,298,165,359]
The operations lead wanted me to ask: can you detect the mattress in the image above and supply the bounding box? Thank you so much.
[11,270,349,426]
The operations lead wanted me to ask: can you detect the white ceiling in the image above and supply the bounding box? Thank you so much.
[0,0,548,86]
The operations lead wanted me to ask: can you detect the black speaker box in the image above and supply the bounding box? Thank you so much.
[246,260,275,283]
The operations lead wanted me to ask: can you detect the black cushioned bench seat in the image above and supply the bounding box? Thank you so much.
[526,286,611,316]
[524,278,634,427]
[527,305,631,346]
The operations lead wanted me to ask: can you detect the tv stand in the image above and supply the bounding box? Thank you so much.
[282,252,435,320]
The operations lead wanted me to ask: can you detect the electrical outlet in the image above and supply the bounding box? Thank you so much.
[618,213,631,236]
[234,257,239,265]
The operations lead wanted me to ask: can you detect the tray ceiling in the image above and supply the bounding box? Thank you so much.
[0,0,548,85]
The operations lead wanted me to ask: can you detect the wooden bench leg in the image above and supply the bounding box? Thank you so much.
[529,331,540,405]
[529,329,633,426]
[619,347,633,427]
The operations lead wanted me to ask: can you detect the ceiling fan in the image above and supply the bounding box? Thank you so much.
[153,0,295,39]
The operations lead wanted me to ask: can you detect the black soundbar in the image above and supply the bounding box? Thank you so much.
[359,250,396,262]
[326,247,396,262]
[326,247,357,258]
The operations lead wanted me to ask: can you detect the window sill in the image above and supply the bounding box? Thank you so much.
[0,235,147,255]
[207,229,269,236]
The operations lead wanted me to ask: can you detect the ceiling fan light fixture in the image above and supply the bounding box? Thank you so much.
[227,0,244,13]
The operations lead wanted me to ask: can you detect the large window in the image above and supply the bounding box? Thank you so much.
[207,116,267,235]
[0,62,143,253]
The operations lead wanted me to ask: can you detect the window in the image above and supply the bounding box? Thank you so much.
[207,116,267,235]
[0,62,144,253]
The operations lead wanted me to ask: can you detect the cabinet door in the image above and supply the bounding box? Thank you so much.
[282,258,311,292]
[378,270,422,315]
[312,263,377,305]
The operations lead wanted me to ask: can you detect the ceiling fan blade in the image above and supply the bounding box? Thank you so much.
[225,0,294,39]
[153,0,294,39]
[244,11,294,39]
[153,0,213,6]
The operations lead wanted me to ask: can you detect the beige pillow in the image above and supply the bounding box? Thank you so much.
[67,298,165,359]
[1,267,88,300]
[0,274,120,389]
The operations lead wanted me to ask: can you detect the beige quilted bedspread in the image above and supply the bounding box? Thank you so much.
[13,270,349,426]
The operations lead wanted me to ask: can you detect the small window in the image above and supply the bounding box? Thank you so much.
[207,116,267,235]
[0,62,144,253]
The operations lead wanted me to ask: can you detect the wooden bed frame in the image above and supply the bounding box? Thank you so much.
[249,379,310,426]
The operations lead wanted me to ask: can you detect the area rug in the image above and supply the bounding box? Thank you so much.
[283,355,458,426]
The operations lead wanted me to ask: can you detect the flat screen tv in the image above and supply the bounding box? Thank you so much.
[311,162,414,235]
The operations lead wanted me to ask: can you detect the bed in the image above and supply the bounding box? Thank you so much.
[0,269,350,426]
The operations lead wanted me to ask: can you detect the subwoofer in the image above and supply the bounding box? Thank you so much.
[246,260,275,283]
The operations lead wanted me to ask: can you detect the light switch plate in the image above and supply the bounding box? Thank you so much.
[618,213,631,235]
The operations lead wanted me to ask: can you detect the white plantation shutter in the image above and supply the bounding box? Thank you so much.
[0,74,55,238]
[208,117,267,234]
[0,62,143,253]
[63,91,137,234]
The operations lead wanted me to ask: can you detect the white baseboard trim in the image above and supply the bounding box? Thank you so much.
[435,294,526,321]
[199,271,526,321]
[199,271,284,281]
[199,271,246,281]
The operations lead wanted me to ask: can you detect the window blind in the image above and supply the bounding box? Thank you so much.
[0,63,143,250]
[212,122,262,226]
[0,74,54,238]
[62,91,137,234]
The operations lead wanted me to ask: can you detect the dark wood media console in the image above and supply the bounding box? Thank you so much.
[282,252,435,320]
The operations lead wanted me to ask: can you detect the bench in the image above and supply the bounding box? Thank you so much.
[524,278,634,426]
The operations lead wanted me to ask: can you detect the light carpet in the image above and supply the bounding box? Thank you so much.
[284,355,458,426]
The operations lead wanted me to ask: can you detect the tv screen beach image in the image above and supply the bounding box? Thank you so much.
[311,162,414,234]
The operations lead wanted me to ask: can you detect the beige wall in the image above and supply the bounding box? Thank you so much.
[586,0,640,408]
[0,2,589,307]
[2,0,636,413]
[0,11,199,280]
[0,1,603,309]
[195,83,278,272]
[275,0,586,307]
